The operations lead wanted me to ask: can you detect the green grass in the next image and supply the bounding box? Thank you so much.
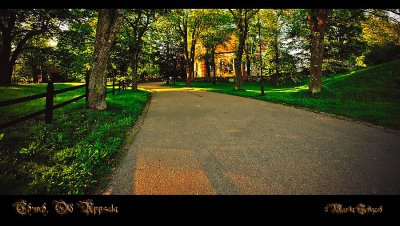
[0,83,115,122]
[0,85,149,194]
[167,60,400,130]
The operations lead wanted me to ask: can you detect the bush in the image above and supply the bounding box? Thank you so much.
[364,43,400,66]
[0,90,149,194]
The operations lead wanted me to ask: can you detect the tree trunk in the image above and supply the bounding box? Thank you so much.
[212,48,216,85]
[131,49,139,91]
[0,61,12,85]
[308,9,330,94]
[234,57,242,90]
[185,62,191,87]
[187,38,196,86]
[131,61,138,91]
[166,75,170,85]
[0,31,13,85]
[88,9,123,110]
[274,33,280,86]
[33,68,39,83]
[245,41,251,78]
[182,25,191,87]
[234,36,245,90]
[205,54,211,79]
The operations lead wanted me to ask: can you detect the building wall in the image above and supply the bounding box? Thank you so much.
[194,35,249,79]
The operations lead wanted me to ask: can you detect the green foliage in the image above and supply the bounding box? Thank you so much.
[324,9,366,74]
[0,87,149,194]
[361,14,400,66]
[55,10,97,81]
[255,9,308,84]
[149,10,186,80]
[110,9,161,82]
[364,44,400,65]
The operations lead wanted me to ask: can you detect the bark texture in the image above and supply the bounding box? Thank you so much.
[88,9,123,110]
[308,9,330,94]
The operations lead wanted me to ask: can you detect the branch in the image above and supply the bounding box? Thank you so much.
[10,29,42,63]
[10,16,50,63]
[247,9,259,21]
[229,9,240,25]
[124,10,142,36]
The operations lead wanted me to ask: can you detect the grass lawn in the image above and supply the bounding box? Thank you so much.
[0,84,149,194]
[167,60,400,130]
[0,83,116,122]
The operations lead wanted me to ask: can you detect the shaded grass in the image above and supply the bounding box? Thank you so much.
[167,60,400,130]
[0,86,149,194]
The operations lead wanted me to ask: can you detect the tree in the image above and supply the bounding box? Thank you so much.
[17,35,57,83]
[88,9,123,110]
[150,12,185,84]
[55,9,97,82]
[172,9,205,87]
[199,10,233,84]
[0,9,69,85]
[229,9,259,90]
[362,10,400,65]
[120,9,160,91]
[307,9,331,94]
[323,9,365,74]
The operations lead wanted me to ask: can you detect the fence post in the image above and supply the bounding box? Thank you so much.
[45,81,54,124]
[118,81,121,92]
[112,78,115,95]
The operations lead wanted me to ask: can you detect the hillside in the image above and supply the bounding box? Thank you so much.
[169,59,400,130]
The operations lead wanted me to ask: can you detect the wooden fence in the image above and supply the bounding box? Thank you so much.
[0,78,127,130]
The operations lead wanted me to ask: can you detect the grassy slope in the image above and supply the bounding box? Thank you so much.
[168,60,400,130]
[0,85,149,194]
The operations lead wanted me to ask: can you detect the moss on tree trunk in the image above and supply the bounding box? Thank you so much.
[88,9,123,110]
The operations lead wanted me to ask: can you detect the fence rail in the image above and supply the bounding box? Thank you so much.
[0,93,47,107]
[0,78,124,130]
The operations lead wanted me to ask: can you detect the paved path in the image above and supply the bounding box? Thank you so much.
[105,82,400,194]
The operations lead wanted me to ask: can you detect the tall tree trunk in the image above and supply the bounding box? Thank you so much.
[273,33,280,86]
[131,61,138,91]
[0,61,12,85]
[212,49,216,85]
[187,38,196,86]
[185,61,191,86]
[204,50,211,78]
[308,9,330,94]
[245,40,251,78]
[33,67,39,83]
[88,9,123,110]
[190,62,195,80]
[0,30,13,85]
[182,24,191,87]
[131,49,139,91]
[205,59,211,78]
[234,36,245,90]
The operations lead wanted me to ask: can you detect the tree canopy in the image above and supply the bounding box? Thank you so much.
[1,8,399,95]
